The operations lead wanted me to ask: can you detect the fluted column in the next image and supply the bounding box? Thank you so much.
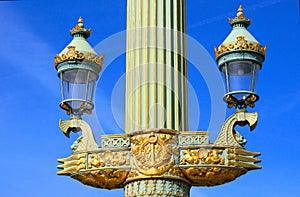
[125,0,188,133]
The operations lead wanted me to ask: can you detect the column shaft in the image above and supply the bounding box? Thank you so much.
[125,0,188,133]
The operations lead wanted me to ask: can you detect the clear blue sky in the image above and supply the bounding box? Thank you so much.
[0,0,299,196]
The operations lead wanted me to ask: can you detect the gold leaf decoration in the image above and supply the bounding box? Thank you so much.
[54,46,104,67]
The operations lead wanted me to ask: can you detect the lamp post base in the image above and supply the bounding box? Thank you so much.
[124,179,190,197]
[57,116,261,196]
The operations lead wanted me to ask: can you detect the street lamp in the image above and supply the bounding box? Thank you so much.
[54,5,266,197]
[54,17,104,118]
[214,5,267,109]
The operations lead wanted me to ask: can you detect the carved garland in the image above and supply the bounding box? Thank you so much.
[214,36,267,57]
[54,46,104,67]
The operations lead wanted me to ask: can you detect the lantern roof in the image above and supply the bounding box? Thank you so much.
[214,6,267,59]
[54,17,104,68]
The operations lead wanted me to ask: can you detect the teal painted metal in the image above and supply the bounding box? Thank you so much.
[215,7,266,69]
[217,51,264,68]
[124,179,191,197]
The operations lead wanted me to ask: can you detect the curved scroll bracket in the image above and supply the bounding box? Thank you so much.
[214,111,258,148]
[59,119,99,152]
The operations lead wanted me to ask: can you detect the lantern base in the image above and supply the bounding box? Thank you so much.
[224,91,259,108]
[60,99,94,116]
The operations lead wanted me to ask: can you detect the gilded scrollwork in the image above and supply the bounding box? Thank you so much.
[214,36,267,57]
[182,167,247,186]
[168,166,185,177]
[54,46,104,67]
[72,169,129,189]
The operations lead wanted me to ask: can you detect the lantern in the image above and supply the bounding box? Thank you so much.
[214,6,266,108]
[54,17,104,117]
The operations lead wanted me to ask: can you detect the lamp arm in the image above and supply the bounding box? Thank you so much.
[214,111,258,148]
[59,119,99,152]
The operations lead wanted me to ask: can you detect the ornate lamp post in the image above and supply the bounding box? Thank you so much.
[54,4,266,197]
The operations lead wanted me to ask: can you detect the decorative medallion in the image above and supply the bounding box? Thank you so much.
[131,133,176,175]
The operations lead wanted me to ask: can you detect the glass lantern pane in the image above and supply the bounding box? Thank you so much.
[221,61,260,101]
[227,61,255,76]
[62,80,88,109]
[60,69,97,112]
[62,69,88,84]
[87,80,96,101]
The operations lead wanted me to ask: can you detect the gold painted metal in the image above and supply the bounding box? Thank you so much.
[228,5,252,25]
[182,167,247,186]
[70,17,92,35]
[72,170,129,189]
[180,149,225,165]
[214,36,267,57]
[59,119,99,152]
[214,111,258,147]
[131,132,177,175]
[57,124,261,191]
[88,151,130,169]
[54,46,104,67]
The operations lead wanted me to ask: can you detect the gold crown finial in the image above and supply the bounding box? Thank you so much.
[78,16,83,23]
[70,16,92,38]
[238,5,243,13]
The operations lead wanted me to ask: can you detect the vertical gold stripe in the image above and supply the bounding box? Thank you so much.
[125,0,133,132]
[148,0,157,128]
[156,0,164,129]
[137,0,142,130]
[173,0,179,130]
[183,0,188,131]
